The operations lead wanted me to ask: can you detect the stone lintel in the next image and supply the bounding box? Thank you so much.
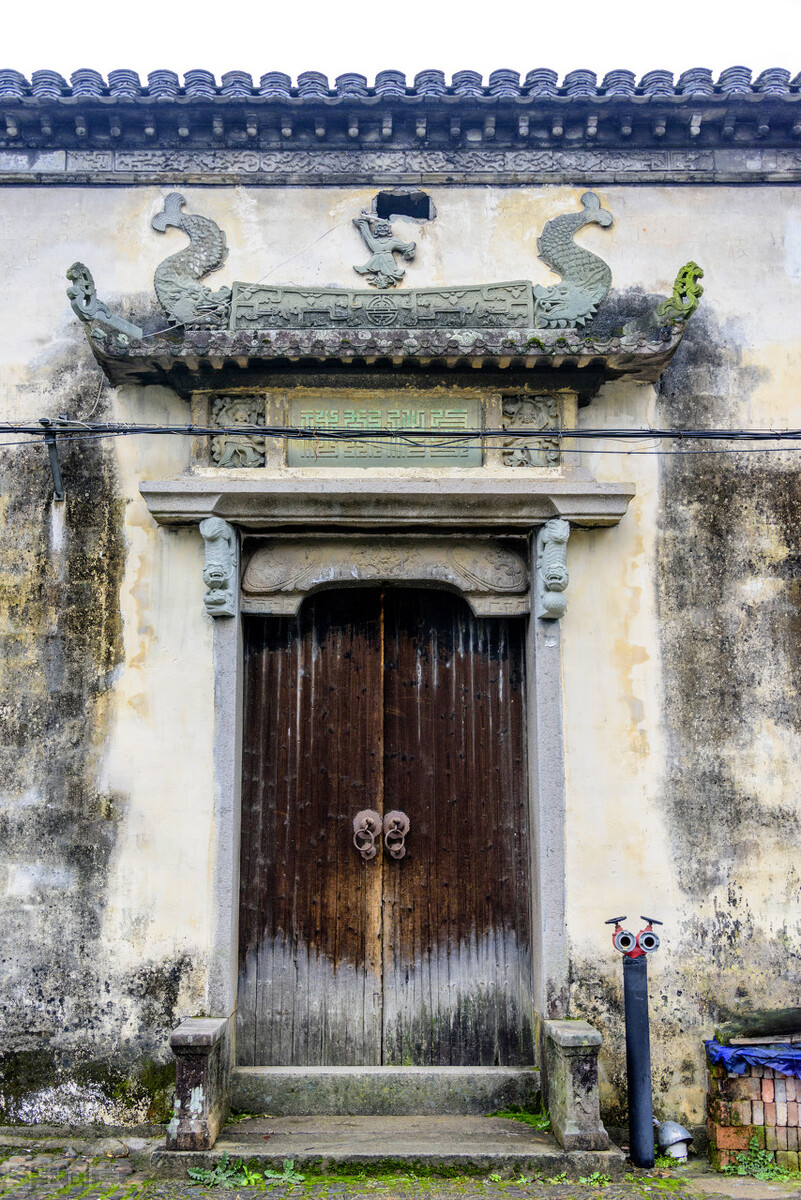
[542,1018,609,1151]
[166,1016,231,1152]
[140,474,635,530]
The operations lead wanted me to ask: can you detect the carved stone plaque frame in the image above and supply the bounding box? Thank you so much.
[241,536,529,617]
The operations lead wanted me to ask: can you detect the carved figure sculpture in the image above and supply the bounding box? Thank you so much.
[533,192,613,328]
[502,395,561,467]
[210,397,265,468]
[536,517,571,620]
[65,262,143,339]
[152,192,231,327]
[352,211,416,289]
[657,262,705,322]
[199,517,237,617]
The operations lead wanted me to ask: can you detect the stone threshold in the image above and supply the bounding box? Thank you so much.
[232,1065,541,1117]
[151,1115,626,1178]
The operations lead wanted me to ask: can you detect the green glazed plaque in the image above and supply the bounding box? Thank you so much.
[287,396,482,468]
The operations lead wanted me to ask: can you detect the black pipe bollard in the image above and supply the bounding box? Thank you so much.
[623,954,654,1168]
[605,914,663,1169]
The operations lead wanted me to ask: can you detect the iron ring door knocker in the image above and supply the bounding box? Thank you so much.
[352,809,383,861]
[383,810,410,860]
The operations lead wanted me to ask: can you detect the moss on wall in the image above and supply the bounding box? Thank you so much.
[0,364,190,1123]
[570,311,801,1129]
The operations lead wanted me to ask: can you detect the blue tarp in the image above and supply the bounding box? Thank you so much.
[706,1038,801,1080]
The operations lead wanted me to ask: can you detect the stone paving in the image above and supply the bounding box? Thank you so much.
[2,1139,801,1200]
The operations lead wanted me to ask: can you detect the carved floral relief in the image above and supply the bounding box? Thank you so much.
[241,538,529,616]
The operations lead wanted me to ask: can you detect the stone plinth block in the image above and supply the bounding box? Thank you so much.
[542,1019,609,1150]
[166,1016,231,1151]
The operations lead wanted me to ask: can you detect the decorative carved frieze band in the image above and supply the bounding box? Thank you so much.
[199,517,237,617]
[241,537,529,616]
[9,148,801,186]
[536,518,570,620]
[502,395,561,468]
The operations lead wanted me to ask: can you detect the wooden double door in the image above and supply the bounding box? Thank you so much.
[237,587,534,1066]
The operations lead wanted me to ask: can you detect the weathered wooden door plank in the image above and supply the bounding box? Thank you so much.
[238,587,534,1067]
[238,593,383,1065]
[381,590,534,1066]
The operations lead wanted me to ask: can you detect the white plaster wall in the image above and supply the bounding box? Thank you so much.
[565,185,801,948]
[1,182,799,1119]
[0,189,217,1024]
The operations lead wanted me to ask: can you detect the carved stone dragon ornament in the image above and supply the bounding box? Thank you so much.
[65,192,703,360]
[657,261,705,322]
[199,517,237,617]
[151,192,232,327]
[536,518,571,620]
[533,192,613,328]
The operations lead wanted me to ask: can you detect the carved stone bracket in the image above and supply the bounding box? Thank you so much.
[536,517,570,620]
[241,537,529,617]
[199,517,237,617]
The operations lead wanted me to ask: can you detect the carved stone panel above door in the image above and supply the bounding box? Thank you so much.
[241,536,530,616]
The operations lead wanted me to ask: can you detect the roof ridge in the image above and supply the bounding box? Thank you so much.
[0,66,798,99]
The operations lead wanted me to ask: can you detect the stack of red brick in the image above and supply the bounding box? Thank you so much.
[708,1060,800,1169]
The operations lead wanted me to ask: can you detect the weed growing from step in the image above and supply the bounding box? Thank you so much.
[187,1152,305,1188]
[487,1100,551,1130]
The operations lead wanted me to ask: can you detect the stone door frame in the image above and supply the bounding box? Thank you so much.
[141,451,634,1061]
[201,529,577,1040]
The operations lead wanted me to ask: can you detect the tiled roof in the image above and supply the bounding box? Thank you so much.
[0,66,798,99]
[1,65,798,167]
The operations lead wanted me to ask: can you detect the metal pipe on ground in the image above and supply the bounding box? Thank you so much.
[605,914,662,1169]
[623,955,654,1168]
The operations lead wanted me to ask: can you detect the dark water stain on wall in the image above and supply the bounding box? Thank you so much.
[0,358,192,1121]
[655,313,801,897]
[571,310,801,1129]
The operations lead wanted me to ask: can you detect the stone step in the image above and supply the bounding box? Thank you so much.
[231,1065,541,1116]
[151,1115,625,1179]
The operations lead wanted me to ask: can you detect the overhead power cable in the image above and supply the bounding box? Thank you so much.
[2,422,801,443]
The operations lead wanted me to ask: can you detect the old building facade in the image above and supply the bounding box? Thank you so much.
[0,65,800,1144]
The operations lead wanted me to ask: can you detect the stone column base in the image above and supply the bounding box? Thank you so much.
[166,1016,231,1151]
[542,1019,610,1150]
